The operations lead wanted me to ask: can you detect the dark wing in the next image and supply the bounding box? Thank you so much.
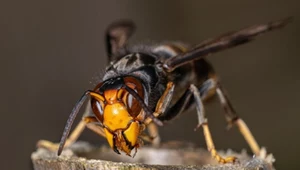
[105,19,136,62]
[163,17,292,72]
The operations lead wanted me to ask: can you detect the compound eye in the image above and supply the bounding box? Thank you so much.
[127,93,133,108]
[122,89,141,117]
[96,101,104,114]
[118,89,135,110]
[121,90,136,109]
[123,76,144,117]
[91,99,104,122]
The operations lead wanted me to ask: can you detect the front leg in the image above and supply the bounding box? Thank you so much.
[144,82,175,146]
[37,116,105,154]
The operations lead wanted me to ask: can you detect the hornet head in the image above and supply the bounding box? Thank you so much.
[58,76,148,156]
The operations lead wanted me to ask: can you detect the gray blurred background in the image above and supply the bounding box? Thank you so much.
[1,0,299,169]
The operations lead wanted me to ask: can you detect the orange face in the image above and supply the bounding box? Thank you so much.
[90,78,145,156]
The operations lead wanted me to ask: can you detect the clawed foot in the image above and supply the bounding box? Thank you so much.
[216,156,238,164]
[256,147,275,164]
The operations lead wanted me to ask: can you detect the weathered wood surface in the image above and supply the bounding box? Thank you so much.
[32,141,275,170]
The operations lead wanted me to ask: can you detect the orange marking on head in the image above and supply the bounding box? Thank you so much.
[104,89,119,104]
[103,102,133,131]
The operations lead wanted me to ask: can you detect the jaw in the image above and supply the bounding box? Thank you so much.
[113,131,140,157]
[115,133,135,156]
[104,121,142,156]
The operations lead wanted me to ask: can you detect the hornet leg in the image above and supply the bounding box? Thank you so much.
[190,84,237,163]
[216,82,260,156]
[199,78,261,156]
[145,122,160,147]
[37,116,105,152]
[144,82,175,146]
